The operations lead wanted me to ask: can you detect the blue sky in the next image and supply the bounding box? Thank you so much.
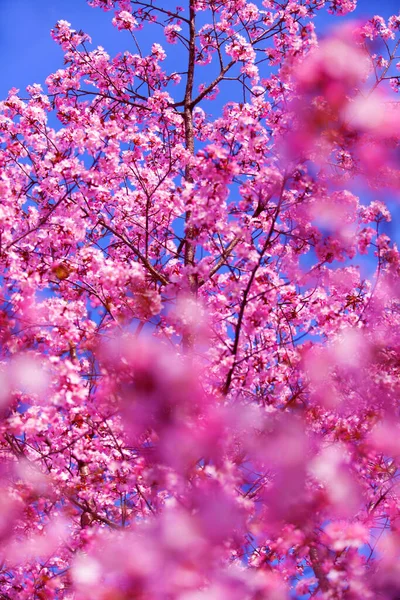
[0,0,399,241]
[0,0,129,99]
[1,0,399,259]
[1,0,399,101]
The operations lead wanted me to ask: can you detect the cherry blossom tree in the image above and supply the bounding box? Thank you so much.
[0,0,400,598]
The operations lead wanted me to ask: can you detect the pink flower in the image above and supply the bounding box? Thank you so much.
[164,24,182,44]
[324,521,369,551]
[112,10,138,31]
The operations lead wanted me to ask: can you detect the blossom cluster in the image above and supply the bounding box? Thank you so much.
[0,0,399,598]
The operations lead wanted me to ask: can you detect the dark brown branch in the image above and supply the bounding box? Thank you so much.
[182,0,198,349]
[309,546,329,593]
[70,497,120,530]
[222,186,285,394]
[99,220,169,286]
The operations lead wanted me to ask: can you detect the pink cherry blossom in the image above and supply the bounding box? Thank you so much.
[0,1,400,598]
